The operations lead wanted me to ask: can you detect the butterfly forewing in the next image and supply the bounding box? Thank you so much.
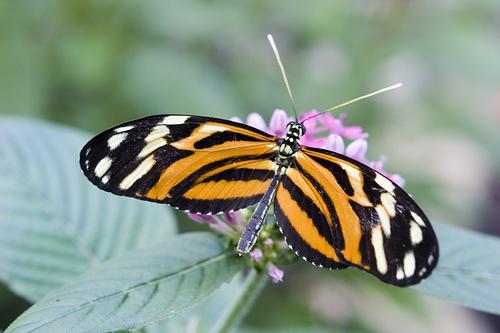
[80,115,278,214]
[296,146,438,286]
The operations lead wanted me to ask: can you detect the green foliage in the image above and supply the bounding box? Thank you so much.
[415,223,500,315]
[2,117,500,331]
[1,1,500,330]
[147,271,266,333]
[0,119,176,302]
[5,232,241,333]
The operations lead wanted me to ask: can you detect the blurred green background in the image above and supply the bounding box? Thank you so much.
[1,0,500,332]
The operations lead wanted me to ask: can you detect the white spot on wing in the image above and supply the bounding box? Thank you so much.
[375,173,395,195]
[199,124,227,133]
[146,125,170,142]
[371,225,388,274]
[119,155,156,190]
[114,125,134,133]
[107,133,127,150]
[102,175,110,184]
[375,204,391,237]
[94,157,112,178]
[410,221,423,245]
[161,115,189,125]
[403,251,416,277]
[380,192,396,217]
[138,138,167,158]
[411,211,426,227]
[396,267,404,280]
[340,163,361,181]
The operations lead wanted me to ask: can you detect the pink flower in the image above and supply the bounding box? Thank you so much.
[223,211,244,230]
[345,138,368,161]
[246,113,267,131]
[250,248,263,262]
[187,213,242,237]
[268,109,292,137]
[389,174,405,187]
[187,213,217,224]
[268,265,284,283]
[324,134,345,153]
[263,239,274,248]
[326,113,366,140]
[369,155,387,173]
[238,109,405,187]
[244,110,293,137]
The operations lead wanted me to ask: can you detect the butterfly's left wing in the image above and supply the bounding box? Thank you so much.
[80,115,279,215]
[277,146,438,286]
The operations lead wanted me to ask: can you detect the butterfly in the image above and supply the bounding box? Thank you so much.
[80,34,438,286]
[80,112,438,286]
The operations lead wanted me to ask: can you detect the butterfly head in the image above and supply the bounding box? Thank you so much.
[278,121,306,159]
[286,121,306,138]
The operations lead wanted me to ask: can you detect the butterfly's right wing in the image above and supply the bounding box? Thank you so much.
[274,165,348,270]
[80,115,279,214]
[290,146,439,286]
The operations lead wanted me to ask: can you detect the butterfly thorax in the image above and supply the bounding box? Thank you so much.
[277,122,306,166]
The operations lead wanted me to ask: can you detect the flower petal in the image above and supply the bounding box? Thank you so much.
[263,239,274,247]
[324,134,345,153]
[370,155,387,173]
[246,113,267,131]
[268,265,284,283]
[345,138,368,161]
[390,174,405,187]
[250,248,263,262]
[187,212,216,224]
[341,125,366,140]
[230,116,243,123]
[269,109,291,137]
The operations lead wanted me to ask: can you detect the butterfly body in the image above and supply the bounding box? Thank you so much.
[80,114,438,286]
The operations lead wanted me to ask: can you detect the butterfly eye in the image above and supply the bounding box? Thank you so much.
[300,124,306,135]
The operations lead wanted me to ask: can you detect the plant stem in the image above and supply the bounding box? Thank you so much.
[211,269,268,333]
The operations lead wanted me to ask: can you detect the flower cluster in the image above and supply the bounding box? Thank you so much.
[232,109,404,186]
[187,210,291,283]
[189,110,405,283]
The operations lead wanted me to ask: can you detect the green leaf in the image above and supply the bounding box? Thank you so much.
[414,222,500,315]
[0,119,177,302]
[147,270,267,333]
[5,232,242,333]
[239,329,331,333]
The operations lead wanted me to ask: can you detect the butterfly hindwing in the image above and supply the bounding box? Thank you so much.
[274,166,347,269]
[295,146,438,286]
[80,115,278,214]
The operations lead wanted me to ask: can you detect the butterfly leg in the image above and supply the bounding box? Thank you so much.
[237,166,286,254]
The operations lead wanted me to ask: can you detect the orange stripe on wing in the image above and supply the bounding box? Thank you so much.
[196,159,275,183]
[183,179,271,200]
[296,151,366,265]
[285,167,332,223]
[146,143,276,201]
[301,148,372,205]
[276,183,341,262]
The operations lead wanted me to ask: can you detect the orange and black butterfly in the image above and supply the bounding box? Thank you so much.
[80,113,438,286]
[80,35,438,286]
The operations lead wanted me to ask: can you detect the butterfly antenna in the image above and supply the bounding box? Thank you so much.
[267,34,298,121]
[301,83,403,123]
